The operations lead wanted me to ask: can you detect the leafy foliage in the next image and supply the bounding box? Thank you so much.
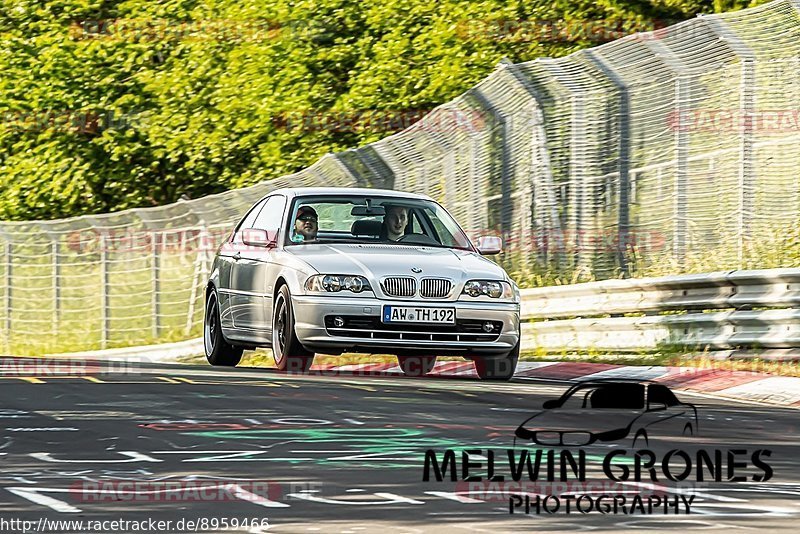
[0,0,767,220]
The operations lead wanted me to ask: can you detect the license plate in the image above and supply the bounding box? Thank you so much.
[382,306,455,324]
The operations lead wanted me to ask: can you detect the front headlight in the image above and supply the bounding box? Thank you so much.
[462,280,514,300]
[305,274,372,294]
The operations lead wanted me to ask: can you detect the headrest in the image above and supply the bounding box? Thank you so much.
[351,219,383,236]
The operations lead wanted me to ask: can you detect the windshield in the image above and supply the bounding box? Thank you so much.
[284,195,474,250]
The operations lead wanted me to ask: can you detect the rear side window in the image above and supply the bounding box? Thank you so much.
[236,197,272,233]
[232,198,268,242]
[253,196,287,233]
[649,385,680,406]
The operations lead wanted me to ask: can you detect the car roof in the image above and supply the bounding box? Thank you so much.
[269,187,433,201]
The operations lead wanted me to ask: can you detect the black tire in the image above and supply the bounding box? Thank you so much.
[398,355,437,377]
[204,290,243,367]
[272,285,315,373]
[474,340,519,381]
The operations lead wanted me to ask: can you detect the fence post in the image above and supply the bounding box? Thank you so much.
[100,233,109,349]
[585,50,631,277]
[4,242,11,354]
[644,39,690,267]
[330,153,360,188]
[468,88,511,238]
[151,231,160,340]
[701,15,755,268]
[499,62,564,266]
[52,240,59,336]
[354,146,396,190]
[538,59,593,271]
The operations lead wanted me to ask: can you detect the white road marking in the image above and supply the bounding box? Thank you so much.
[425,491,484,503]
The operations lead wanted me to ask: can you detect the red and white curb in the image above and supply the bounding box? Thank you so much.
[307,360,800,408]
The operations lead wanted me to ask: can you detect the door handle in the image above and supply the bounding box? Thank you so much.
[233,252,241,261]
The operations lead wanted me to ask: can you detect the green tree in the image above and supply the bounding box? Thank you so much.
[0,0,768,220]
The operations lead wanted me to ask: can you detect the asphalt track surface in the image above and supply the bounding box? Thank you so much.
[0,357,798,533]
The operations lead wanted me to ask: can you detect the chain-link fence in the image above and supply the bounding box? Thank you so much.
[2,0,800,355]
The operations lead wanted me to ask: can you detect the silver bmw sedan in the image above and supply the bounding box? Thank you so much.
[204,187,521,380]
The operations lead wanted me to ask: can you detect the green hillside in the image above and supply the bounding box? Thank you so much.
[0,0,761,221]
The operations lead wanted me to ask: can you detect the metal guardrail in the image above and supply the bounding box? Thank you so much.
[520,268,800,352]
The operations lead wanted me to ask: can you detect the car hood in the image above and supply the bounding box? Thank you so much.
[519,409,644,434]
[286,243,508,285]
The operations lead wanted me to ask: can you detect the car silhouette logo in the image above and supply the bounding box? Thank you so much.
[514,379,698,447]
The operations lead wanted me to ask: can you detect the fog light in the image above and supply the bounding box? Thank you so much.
[333,316,345,328]
[482,322,495,333]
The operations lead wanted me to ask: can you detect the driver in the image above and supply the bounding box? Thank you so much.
[382,205,409,241]
[293,206,318,241]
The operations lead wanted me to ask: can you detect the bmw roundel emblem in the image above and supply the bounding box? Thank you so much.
[411,267,422,273]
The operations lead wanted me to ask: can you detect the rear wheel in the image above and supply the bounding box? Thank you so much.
[204,290,243,367]
[474,340,519,381]
[272,285,315,373]
[397,355,437,377]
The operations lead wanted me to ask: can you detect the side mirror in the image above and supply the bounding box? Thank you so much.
[476,235,503,255]
[648,402,668,412]
[242,228,276,248]
[542,399,560,410]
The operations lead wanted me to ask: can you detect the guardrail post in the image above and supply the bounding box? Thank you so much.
[100,233,109,349]
[151,231,160,340]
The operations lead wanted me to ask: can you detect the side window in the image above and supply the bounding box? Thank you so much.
[232,198,268,242]
[649,385,679,406]
[253,196,287,233]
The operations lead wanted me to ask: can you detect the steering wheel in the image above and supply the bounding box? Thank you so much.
[396,233,440,246]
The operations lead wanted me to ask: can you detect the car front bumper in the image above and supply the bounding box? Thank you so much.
[292,295,520,356]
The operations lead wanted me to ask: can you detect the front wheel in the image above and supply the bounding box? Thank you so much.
[398,355,437,377]
[204,290,243,367]
[474,340,519,381]
[272,285,315,373]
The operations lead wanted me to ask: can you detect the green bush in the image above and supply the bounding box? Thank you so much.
[0,0,761,221]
